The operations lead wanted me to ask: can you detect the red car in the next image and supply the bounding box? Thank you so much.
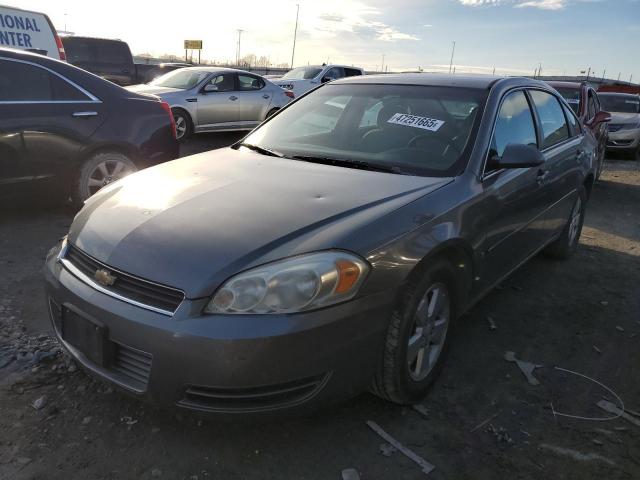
[548,81,611,179]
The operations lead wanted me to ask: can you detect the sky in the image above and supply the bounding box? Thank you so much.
[15,0,640,81]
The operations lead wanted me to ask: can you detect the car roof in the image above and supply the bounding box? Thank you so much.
[332,73,536,89]
[597,91,640,98]
[61,35,127,44]
[547,81,583,89]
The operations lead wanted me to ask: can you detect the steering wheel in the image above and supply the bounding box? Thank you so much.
[408,134,462,157]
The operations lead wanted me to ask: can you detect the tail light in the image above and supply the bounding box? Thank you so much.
[54,34,66,61]
[284,91,295,99]
[159,101,177,139]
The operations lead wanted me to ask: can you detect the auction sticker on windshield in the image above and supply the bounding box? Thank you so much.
[387,113,445,132]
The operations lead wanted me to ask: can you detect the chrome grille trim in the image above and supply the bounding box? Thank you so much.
[58,241,184,316]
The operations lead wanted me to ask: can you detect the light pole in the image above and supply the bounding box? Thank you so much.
[236,29,243,66]
[290,4,299,69]
[381,54,385,73]
[448,41,456,74]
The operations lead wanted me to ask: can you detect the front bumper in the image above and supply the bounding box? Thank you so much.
[606,128,640,151]
[44,250,395,416]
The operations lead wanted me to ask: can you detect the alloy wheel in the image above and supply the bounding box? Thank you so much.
[87,160,134,196]
[175,115,187,140]
[407,283,451,381]
[568,196,583,246]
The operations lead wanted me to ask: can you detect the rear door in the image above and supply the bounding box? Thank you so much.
[0,57,106,194]
[477,89,550,290]
[528,89,582,236]
[236,73,271,126]
[196,72,240,129]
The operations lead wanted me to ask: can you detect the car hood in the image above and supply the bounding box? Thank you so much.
[69,149,452,298]
[609,112,640,124]
[125,84,184,96]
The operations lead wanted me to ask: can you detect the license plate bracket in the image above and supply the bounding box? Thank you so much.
[61,308,113,366]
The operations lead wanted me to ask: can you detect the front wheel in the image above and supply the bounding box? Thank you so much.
[371,259,459,404]
[172,108,193,142]
[544,186,587,259]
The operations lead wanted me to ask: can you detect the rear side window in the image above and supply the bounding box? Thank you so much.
[529,90,569,149]
[344,68,363,77]
[0,60,90,101]
[490,90,537,159]
[206,73,235,92]
[324,67,344,81]
[238,74,264,91]
[63,38,93,63]
[562,104,580,137]
[97,41,131,65]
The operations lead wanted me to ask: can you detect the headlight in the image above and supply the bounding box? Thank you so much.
[204,251,369,314]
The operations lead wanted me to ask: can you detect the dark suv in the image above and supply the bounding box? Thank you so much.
[62,36,137,86]
[0,48,178,204]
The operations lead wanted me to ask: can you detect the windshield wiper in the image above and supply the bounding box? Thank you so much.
[236,143,284,158]
[289,155,404,174]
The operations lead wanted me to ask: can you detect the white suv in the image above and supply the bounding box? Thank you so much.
[275,65,364,97]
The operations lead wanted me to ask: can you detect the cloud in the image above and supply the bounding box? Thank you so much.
[458,0,567,9]
[313,3,419,42]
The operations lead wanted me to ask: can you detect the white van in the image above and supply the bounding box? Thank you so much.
[0,5,65,60]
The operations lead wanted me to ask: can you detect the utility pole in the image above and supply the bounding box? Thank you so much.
[537,63,542,78]
[448,41,456,74]
[236,29,243,66]
[381,54,385,73]
[617,72,621,81]
[586,67,591,80]
[631,74,634,84]
[601,68,606,82]
[492,67,495,75]
[290,4,299,69]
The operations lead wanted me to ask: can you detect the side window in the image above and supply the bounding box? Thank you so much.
[238,74,264,91]
[206,74,235,92]
[324,67,344,81]
[344,68,363,77]
[97,41,131,65]
[562,104,580,137]
[529,90,570,149]
[63,39,93,64]
[489,90,537,161]
[0,60,89,102]
[587,92,597,120]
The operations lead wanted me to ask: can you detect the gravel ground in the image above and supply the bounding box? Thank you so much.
[0,140,638,480]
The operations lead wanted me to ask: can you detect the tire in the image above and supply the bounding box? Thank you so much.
[172,108,193,142]
[544,186,587,259]
[371,259,460,404]
[72,152,137,207]
[265,108,279,120]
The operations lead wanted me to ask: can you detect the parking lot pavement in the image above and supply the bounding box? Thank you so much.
[0,144,638,479]
[178,131,246,158]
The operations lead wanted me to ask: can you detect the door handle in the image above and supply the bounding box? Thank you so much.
[229,95,238,101]
[536,169,550,185]
[72,111,98,118]
[262,94,270,99]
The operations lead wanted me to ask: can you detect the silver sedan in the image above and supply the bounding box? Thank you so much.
[127,67,294,141]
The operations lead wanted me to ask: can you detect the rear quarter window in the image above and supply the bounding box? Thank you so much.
[529,90,570,149]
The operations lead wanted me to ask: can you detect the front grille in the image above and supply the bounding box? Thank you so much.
[110,342,153,391]
[177,373,330,413]
[609,124,623,133]
[64,244,184,314]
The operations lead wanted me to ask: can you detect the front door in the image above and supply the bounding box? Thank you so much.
[476,89,551,290]
[196,73,240,129]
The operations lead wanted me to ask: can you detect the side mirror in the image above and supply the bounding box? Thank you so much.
[489,143,545,169]
[594,111,612,124]
[203,84,219,93]
[321,76,332,83]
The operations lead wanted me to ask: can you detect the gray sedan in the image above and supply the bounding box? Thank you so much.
[45,74,596,415]
[127,67,294,141]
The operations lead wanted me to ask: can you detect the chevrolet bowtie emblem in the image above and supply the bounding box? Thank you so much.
[94,268,116,287]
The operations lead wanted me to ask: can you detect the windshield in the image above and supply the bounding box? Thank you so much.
[555,87,581,114]
[241,84,486,177]
[149,69,209,89]
[599,94,640,114]
[282,67,323,80]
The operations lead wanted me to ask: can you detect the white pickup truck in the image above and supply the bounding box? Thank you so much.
[274,64,364,97]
